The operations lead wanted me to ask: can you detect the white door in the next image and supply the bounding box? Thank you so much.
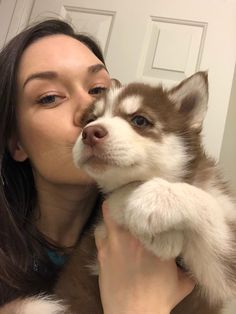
[29,0,236,161]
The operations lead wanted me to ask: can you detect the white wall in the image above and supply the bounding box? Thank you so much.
[220,63,236,314]
[220,64,236,195]
[0,0,17,49]
[0,0,34,49]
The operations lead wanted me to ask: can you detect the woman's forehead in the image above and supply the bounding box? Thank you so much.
[17,34,102,84]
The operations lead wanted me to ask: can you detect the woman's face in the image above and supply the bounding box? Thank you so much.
[14,34,111,186]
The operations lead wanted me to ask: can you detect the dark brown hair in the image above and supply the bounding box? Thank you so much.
[0,19,105,304]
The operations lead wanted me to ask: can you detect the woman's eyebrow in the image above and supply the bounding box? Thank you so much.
[88,63,108,74]
[23,64,108,89]
[23,71,58,89]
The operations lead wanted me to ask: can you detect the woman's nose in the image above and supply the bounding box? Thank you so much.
[73,92,94,126]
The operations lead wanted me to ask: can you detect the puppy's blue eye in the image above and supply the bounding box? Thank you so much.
[131,115,150,127]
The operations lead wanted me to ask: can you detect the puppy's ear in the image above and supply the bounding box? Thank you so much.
[168,71,208,129]
[110,78,122,89]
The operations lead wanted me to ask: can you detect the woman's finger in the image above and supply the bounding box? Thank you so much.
[95,201,124,251]
[177,269,196,299]
[102,201,123,235]
[94,223,107,250]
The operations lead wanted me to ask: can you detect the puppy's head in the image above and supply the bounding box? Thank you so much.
[73,72,208,192]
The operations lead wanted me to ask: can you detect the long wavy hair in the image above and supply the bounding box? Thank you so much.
[0,19,105,304]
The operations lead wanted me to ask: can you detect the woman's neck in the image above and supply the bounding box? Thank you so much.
[34,179,99,248]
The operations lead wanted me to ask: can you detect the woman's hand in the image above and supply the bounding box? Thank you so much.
[95,202,195,314]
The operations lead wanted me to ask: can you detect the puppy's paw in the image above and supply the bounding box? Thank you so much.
[144,230,184,259]
[122,178,185,235]
[108,178,186,259]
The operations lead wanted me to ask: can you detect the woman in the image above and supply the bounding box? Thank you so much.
[0,19,194,313]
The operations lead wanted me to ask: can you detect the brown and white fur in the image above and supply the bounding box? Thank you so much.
[1,72,236,314]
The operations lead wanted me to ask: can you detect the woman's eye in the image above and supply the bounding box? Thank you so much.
[86,116,97,124]
[36,94,64,106]
[89,86,107,95]
[131,115,151,127]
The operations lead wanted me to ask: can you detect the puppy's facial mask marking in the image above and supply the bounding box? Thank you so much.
[73,72,208,186]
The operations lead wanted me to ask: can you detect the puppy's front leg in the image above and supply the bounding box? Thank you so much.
[108,178,235,304]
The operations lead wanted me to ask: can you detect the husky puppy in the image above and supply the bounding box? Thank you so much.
[1,72,235,314]
[70,72,236,313]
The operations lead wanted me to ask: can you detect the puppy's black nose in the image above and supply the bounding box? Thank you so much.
[82,125,108,146]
